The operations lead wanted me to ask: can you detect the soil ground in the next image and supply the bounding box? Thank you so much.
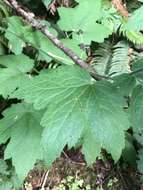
[25,149,142,190]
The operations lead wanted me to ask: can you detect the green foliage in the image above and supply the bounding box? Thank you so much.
[5,16,86,64]
[137,149,143,175]
[121,30,143,45]
[1,0,143,186]
[100,1,143,45]
[0,54,34,98]
[0,43,5,55]
[122,133,136,165]
[0,103,44,181]
[109,41,131,76]
[93,42,113,75]
[0,159,21,190]
[58,0,111,44]
[130,85,143,145]
[57,176,91,190]
[131,59,143,81]
[93,41,131,76]
[125,5,143,31]
[0,0,9,21]
[12,65,129,165]
[5,16,28,54]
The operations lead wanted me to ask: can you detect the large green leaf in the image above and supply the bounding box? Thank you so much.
[0,54,34,98]
[12,65,129,165]
[58,0,111,44]
[0,103,43,181]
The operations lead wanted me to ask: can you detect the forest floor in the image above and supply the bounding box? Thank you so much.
[24,149,142,190]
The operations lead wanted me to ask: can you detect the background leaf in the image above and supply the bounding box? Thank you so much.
[0,54,34,98]
[0,103,43,181]
[58,0,111,44]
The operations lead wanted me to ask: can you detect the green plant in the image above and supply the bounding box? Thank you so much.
[56,176,91,190]
[0,159,21,190]
[0,0,143,187]
[107,177,118,188]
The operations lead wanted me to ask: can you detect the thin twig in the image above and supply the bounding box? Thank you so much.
[117,164,130,190]
[0,26,74,64]
[3,0,12,8]
[4,0,110,80]
[112,0,129,18]
[62,151,86,166]
[40,170,49,190]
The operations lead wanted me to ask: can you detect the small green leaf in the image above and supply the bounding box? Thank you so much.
[58,0,111,44]
[5,16,27,54]
[58,0,101,31]
[0,54,34,98]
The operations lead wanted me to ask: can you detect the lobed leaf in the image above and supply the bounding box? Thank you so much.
[12,65,129,165]
[58,0,111,44]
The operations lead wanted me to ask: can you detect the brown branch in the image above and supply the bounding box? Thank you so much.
[112,0,129,18]
[4,0,110,80]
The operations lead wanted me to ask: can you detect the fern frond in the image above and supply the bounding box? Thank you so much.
[101,2,143,45]
[92,42,113,75]
[93,41,131,77]
[120,26,143,45]
[109,41,131,76]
